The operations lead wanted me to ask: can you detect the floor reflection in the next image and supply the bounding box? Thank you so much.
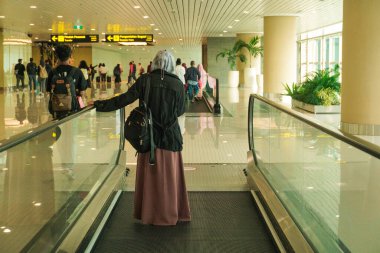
[0,127,60,252]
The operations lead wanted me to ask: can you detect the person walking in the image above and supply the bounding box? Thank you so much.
[26,58,38,93]
[175,58,186,85]
[78,60,90,88]
[14,59,26,91]
[113,64,122,87]
[46,45,87,119]
[92,50,191,226]
[38,59,48,95]
[147,61,152,73]
[185,60,201,102]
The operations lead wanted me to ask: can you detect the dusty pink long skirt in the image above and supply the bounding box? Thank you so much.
[134,148,191,225]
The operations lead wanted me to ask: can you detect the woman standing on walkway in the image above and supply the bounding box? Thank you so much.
[92,50,191,226]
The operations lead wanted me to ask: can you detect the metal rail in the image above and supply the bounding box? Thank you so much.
[248,94,380,159]
[0,105,126,155]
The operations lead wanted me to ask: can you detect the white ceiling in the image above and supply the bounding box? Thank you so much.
[0,0,342,46]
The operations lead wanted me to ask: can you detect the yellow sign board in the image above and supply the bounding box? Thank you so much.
[105,34,153,43]
[51,34,99,43]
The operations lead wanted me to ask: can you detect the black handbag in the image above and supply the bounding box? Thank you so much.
[124,75,155,164]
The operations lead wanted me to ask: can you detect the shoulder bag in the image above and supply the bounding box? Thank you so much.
[124,75,155,165]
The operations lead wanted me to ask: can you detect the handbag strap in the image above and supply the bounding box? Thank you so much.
[143,75,155,165]
[143,74,150,107]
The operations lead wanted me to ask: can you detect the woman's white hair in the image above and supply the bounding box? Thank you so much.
[151,50,176,74]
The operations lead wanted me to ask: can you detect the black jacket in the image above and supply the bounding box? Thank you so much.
[94,69,185,152]
[185,66,201,81]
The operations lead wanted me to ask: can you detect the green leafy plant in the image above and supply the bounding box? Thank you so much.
[240,36,263,68]
[216,40,247,70]
[284,65,341,106]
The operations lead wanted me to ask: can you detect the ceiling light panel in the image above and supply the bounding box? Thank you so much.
[0,0,342,46]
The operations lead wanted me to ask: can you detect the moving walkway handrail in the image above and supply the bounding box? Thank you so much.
[0,105,125,153]
[248,94,380,159]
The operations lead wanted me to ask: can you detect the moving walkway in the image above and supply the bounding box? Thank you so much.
[1,93,379,252]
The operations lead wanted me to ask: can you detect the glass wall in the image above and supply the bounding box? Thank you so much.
[298,23,342,82]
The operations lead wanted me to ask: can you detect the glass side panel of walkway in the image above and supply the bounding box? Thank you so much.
[0,107,124,253]
[248,94,380,253]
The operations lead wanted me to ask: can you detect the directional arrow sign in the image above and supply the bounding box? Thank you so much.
[107,35,113,42]
[105,34,153,43]
[50,34,99,43]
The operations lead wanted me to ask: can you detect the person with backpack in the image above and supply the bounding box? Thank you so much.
[91,50,190,226]
[38,59,48,96]
[113,64,122,87]
[26,58,38,93]
[14,59,26,92]
[46,45,87,119]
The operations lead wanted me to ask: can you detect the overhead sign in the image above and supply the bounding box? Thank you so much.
[105,34,153,43]
[73,25,83,30]
[51,34,99,43]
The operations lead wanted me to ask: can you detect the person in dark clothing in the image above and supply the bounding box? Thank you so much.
[113,64,122,87]
[14,59,26,91]
[89,64,97,82]
[147,61,152,73]
[45,59,52,75]
[92,50,191,226]
[185,60,201,102]
[132,61,137,79]
[46,45,87,119]
[26,58,38,92]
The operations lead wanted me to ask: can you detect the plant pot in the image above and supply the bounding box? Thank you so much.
[291,99,341,114]
[228,71,239,88]
[244,68,258,92]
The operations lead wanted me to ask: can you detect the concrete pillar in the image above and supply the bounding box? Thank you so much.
[263,16,297,93]
[341,0,380,135]
[236,33,262,88]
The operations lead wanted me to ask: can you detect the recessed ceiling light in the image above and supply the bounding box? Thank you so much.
[228,26,232,28]
[91,28,95,31]
[223,30,227,33]
[219,34,223,36]
[64,32,68,35]
[234,19,240,22]
[143,16,149,19]
[154,28,159,31]
[134,5,141,8]
[179,38,182,41]
[158,32,162,35]
[243,11,249,14]
[30,23,35,26]
[102,32,105,35]
[0,16,5,18]
[30,5,37,9]
[57,15,63,18]
[48,28,52,30]
[150,23,155,26]
[34,37,39,39]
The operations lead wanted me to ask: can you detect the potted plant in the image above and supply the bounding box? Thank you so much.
[239,36,264,91]
[283,64,341,113]
[216,40,247,87]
